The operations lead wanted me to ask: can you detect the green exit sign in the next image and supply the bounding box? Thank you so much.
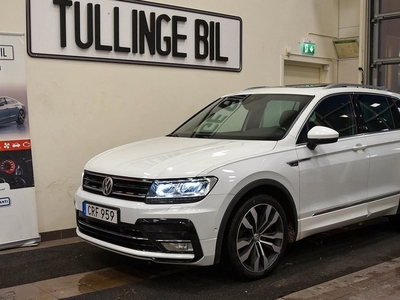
[301,42,316,56]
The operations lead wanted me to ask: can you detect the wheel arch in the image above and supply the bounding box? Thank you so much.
[214,179,298,264]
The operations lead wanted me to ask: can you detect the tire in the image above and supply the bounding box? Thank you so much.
[388,214,400,230]
[16,109,25,124]
[225,194,288,280]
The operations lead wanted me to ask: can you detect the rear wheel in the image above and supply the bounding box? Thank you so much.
[225,194,288,280]
[16,109,25,124]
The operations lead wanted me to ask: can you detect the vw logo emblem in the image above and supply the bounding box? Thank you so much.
[102,177,113,196]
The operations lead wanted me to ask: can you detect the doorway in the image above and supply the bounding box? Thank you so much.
[283,58,334,86]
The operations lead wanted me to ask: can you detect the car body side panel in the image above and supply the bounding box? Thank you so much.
[298,194,399,240]
[296,135,370,238]
[364,131,400,201]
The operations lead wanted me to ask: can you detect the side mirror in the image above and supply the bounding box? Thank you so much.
[307,126,339,150]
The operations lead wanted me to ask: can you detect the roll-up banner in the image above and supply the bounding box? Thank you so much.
[0,32,40,250]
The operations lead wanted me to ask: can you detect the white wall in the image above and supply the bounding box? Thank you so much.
[0,0,362,234]
[338,0,362,83]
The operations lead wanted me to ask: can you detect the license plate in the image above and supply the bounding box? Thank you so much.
[83,202,119,224]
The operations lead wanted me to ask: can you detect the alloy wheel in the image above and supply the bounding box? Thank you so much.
[236,203,285,273]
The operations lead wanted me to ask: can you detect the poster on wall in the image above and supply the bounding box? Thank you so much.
[0,32,40,250]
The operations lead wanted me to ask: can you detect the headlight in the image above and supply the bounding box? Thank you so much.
[146,177,218,204]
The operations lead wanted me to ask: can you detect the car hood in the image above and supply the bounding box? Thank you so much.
[85,137,277,179]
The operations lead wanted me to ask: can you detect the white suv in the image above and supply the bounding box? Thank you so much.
[75,84,400,280]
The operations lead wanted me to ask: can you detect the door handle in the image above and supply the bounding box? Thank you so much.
[352,143,367,152]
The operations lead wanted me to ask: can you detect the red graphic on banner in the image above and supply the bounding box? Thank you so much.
[0,139,31,151]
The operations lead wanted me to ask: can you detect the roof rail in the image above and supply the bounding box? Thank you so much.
[242,86,271,91]
[324,83,389,91]
[243,84,393,92]
[286,83,328,88]
[243,84,325,91]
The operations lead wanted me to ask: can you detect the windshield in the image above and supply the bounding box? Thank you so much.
[170,94,314,140]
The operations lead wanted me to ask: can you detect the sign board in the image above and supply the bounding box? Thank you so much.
[26,0,242,71]
[301,42,315,56]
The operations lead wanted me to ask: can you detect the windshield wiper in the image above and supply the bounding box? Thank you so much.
[192,132,214,138]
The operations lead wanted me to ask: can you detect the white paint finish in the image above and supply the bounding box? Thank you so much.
[0,0,365,234]
[85,137,276,178]
[298,195,399,240]
[76,85,400,263]
[296,135,369,219]
[364,131,400,202]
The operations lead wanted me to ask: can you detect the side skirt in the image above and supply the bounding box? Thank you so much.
[297,194,400,240]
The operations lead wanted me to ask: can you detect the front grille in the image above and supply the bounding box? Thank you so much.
[82,170,152,201]
[77,212,160,252]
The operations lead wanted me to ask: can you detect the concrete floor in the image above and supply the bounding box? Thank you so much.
[1,237,400,300]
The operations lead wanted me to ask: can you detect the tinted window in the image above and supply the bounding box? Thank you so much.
[298,94,356,143]
[392,97,400,128]
[357,94,398,132]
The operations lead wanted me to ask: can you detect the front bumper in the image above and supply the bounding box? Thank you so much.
[76,211,203,263]
[75,185,226,265]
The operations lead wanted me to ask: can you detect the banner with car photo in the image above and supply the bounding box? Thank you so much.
[0,33,40,250]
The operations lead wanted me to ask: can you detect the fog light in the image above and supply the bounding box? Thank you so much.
[161,242,193,252]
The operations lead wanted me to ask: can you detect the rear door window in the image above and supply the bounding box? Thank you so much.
[357,94,399,132]
[392,97,400,129]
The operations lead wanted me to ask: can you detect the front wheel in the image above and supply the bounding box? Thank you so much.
[225,194,288,280]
